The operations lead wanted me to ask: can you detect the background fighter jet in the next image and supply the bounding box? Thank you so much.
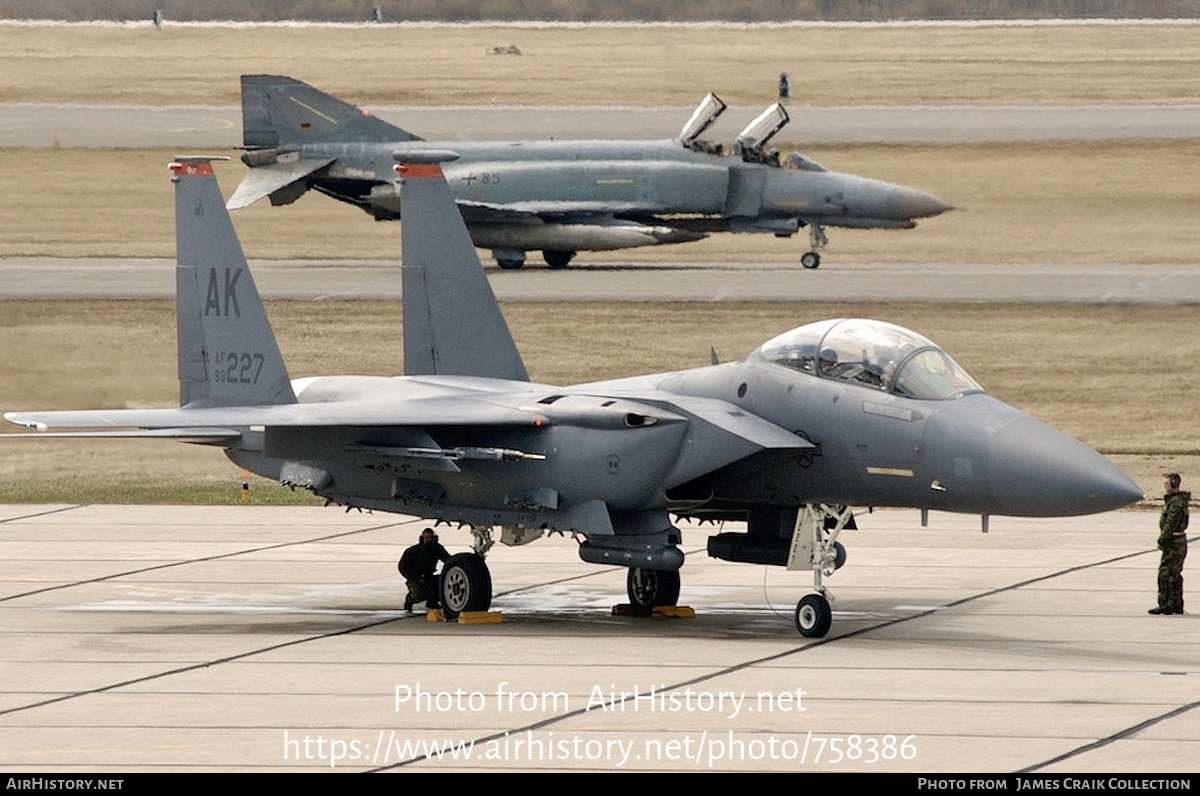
[6,153,1138,638]
[229,75,951,270]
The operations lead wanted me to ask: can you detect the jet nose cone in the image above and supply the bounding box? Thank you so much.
[988,416,1143,516]
[896,187,953,220]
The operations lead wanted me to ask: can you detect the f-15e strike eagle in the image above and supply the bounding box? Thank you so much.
[228,75,951,270]
[5,153,1139,637]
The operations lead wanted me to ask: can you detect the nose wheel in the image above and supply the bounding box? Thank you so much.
[801,251,820,269]
[795,593,832,637]
[788,504,854,637]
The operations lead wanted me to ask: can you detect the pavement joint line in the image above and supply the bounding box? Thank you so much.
[0,612,409,720]
[1019,700,1200,773]
[0,517,418,604]
[0,504,85,524]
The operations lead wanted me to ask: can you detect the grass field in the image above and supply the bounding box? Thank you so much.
[1,299,1196,505]
[4,22,1200,106]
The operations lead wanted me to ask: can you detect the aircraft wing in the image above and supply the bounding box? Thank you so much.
[226,157,335,210]
[3,394,548,436]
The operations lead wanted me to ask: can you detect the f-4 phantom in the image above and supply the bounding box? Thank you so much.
[6,153,1138,637]
[229,75,951,270]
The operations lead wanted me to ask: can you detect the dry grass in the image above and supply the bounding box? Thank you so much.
[3,23,1200,107]
[1,299,1196,504]
[3,142,1200,264]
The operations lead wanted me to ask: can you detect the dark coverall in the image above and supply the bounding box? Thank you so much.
[1157,490,1190,614]
[399,534,451,610]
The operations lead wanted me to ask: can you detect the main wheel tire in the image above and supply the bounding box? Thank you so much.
[439,554,492,619]
[543,249,575,269]
[497,258,524,270]
[833,541,847,570]
[626,567,681,615]
[801,252,821,269]
[794,594,832,638]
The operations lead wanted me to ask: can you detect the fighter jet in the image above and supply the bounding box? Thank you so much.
[228,75,951,270]
[5,153,1138,637]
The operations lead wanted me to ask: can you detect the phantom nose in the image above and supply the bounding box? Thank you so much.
[896,187,953,220]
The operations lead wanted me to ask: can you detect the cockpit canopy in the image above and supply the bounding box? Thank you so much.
[754,318,984,400]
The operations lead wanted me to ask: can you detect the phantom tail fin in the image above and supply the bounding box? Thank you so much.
[172,157,296,408]
[397,152,529,382]
[240,74,421,148]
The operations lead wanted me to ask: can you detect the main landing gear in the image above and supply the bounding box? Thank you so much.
[543,249,575,269]
[439,553,492,619]
[789,504,851,638]
[491,249,577,269]
[493,248,526,270]
[801,222,828,269]
[626,567,681,616]
[437,526,495,619]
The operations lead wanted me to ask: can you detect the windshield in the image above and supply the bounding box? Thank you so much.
[756,318,984,400]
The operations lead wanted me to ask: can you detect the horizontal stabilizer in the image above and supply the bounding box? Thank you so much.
[226,157,333,210]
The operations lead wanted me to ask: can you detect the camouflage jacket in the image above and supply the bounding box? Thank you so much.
[398,540,450,580]
[1159,491,1190,547]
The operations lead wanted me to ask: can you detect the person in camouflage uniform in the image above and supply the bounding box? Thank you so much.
[399,528,451,612]
[1150,473,1189,615]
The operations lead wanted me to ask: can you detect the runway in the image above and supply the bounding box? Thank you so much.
[5,103,1200,148]
[0,503,1192,772]
[3,257,1198,303]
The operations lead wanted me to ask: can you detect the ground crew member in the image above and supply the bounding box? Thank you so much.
[1150,473,1189,615]
[399,528,451,612]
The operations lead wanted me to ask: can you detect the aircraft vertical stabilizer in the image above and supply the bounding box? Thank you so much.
[240,74,421,148]
[172,157,296,408]
[397,152,530,382]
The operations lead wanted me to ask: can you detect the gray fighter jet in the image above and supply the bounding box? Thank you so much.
[6,153,1138,637]
[228,75,951,270]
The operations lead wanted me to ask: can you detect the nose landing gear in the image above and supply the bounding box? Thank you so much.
[788,504,853,637]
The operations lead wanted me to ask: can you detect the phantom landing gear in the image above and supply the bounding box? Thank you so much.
[493,248,526,270]
[543,249,575,269]
[789,504,854,637]
[801,222,828,269]
[626,567,681,616]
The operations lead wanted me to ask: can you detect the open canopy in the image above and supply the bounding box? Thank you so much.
[754,318,984,400]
